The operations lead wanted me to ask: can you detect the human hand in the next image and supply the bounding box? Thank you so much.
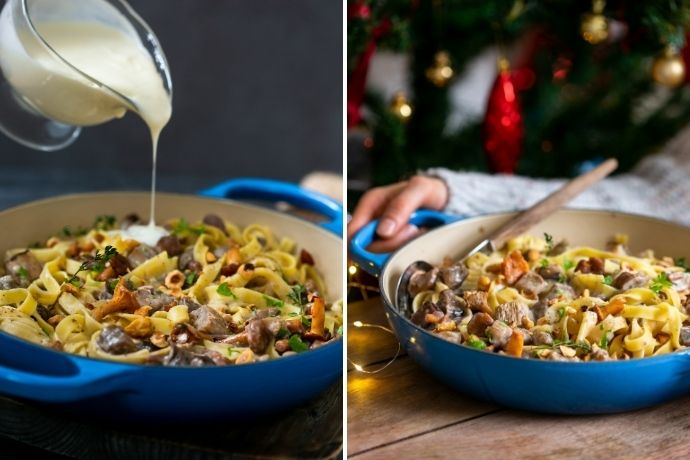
[347,175,448,253]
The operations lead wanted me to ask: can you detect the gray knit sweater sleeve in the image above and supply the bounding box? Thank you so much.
[426,126,690,226]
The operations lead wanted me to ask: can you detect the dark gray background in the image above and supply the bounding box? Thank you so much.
[0,0,343,209]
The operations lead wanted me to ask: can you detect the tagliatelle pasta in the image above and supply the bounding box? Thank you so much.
[407,233,690,361]
[0,214,342,366]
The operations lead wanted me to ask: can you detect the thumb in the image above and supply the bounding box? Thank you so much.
[377,177,434,238]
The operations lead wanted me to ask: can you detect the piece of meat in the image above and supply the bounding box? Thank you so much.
[164,344,227,367]
[541,283,576,302]
[463,290,492,315]
[0,275,17,290]
[531,300,549,321]
[590,348,610,361]
[502,250,529,285]
[134,287,176,312]
[263,317,286,336]
[437,289,467,322]
[177,296,202,312]
[495,301,532,327]
[5,251,42,286]
[127,244,158,267]
[439,264,468,289]
[300,249,315,266]
[202,214,226,234]
[547,352,579,362]
[221,332,249,347]
[251,307,281,320]
[108,254,130,276]
[514,271,548,297]
[169,323,204,345]
[612,271,648,290]
[680,326,690,346]
[411,301,443,328]
[220,263,239,277]
[532,330,553,345]
[574,257,605,275]
[190,305,229,335]
[537,264,563,280]
[669,272,690,292]
[275,339,290,354]
[486,321,513,348]
[548,240,569,256]
[408,268,439,297]
[246,319,271,353]
[467,312,494,337]
[97,325,138,355]
[156,235,183,257]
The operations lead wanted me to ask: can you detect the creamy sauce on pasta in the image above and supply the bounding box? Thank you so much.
[409,234,690,361]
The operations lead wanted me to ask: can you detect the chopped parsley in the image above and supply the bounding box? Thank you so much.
[599,331,610,349]
[185,272,198,287]
[603,274,613,285]
[557,306,566,319]
[16,266,28,280]
[301,315,312,328]
[544,233,554,252]
[61,225,88,237]
[217,282,237,298]
[287,284,307,306]
[106,278,120,291]
[263,295,284,308]
[466,338,487,350]
[288,334,309,353]
[676,257,689,272]
[67,245,118,286]
[337,325,343,336]
[558,273,568,284]
[539,258,549,269]
[172,217,206,236]
[650,272,672,294]
[562,258,575,271]
[226,347,245,356]
[93,215,116,230]
[276,328,290,339]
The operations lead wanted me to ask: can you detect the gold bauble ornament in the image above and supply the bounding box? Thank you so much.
[390,92,413,122]
[426,51,454,87]
[652,47,686,88]
[581,0,608,44]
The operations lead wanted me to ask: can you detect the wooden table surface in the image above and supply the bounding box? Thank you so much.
[347,297,690,459]
[0,382,342,459]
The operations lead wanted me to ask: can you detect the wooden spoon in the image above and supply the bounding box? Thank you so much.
[396,158,618,312]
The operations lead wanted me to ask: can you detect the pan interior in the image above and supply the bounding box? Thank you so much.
[0,191,343,302]
[382,209,690,310]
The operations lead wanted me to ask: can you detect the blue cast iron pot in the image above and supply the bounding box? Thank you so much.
[0,178,343,421]
[351,208,690,414]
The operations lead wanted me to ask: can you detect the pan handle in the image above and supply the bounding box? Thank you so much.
[200,178,343,236]
[0,334,134,403]
[350,209,461,275]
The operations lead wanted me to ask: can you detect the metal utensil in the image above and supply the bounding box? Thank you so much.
[396,158,618,310]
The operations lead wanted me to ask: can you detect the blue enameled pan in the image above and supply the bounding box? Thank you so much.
[351,208,690,414]
[0,178,343,421]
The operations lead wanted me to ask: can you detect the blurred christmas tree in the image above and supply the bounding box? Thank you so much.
[348,0,690,194]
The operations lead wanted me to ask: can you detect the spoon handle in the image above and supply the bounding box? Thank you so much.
[489,158,618,250]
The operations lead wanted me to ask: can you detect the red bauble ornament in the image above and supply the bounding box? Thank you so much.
[483,64,524,174]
